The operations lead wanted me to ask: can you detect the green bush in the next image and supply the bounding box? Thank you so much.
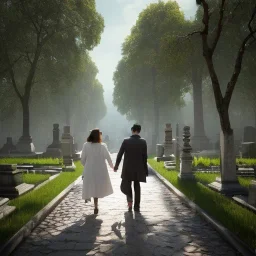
[148,159,256,250]
[193,157,256,167]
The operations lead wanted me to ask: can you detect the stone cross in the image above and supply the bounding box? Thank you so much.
[178,126,195,180]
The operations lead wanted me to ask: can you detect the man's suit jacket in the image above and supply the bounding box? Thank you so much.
[114,135,148,182]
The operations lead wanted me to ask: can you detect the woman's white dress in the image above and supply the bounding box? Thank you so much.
[81,142,114,199]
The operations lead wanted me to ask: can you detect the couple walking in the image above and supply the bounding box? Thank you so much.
[80,124,148,214]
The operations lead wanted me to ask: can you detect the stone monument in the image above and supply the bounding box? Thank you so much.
[175,123,180,171]
[44,124,62,158]
[0,164,34,198]
[16,135,35,154]
[209,131,247,196]
[0,197,15,220]
[0,137,17,154]
[178,126,195,180]
[61,126,76,171]
[248,180,256,206]
[155,124,175,162]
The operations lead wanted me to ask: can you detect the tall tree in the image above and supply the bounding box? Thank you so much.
[195,0,256,194]
[114,1,188,152]
[0,0,104,152]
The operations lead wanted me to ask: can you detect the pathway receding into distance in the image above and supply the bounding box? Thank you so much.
[12,154,237,256]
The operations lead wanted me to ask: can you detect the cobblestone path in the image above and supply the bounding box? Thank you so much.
[12,154,238,256]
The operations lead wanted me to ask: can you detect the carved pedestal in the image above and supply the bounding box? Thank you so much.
[178,126,195,180]
[44,124,62,158]
[0,165,34,198]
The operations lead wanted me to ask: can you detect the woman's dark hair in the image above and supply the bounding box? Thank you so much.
[87,129,102,143]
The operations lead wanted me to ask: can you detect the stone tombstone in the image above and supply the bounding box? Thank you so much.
[44,124,62,157]
[156,144,164,157]
[208,130,247,196]
[0,164,34,198]
[248,180,256,206]
[175,124,180,171]
[178,126,194,180]
[61,126,75,170]
[243,126,256,143]
[0,137,17,154]
[16,135,35,153]
[164,123,173,157]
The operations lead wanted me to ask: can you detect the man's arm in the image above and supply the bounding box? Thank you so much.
[114,140,125,170]
[143,141,148,176]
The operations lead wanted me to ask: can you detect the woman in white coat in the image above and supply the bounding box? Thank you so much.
[81,129,114,214]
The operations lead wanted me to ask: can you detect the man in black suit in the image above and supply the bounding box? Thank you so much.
[114,124,148,212]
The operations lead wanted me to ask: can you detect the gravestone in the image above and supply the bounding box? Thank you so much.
[209,131,247,196]
[16,136,35,154]
[175,123,180,171]
[61,126,76,171]
[178,126,195,180]
[155,124,175,162]
[243,126,256,143]
[248,180,256,206]
[242,126,256,158]
[44,124,62,158]
[0,137,17,154]
[0,197,15,220]
[0,164,34,198]
[164,124,173,156]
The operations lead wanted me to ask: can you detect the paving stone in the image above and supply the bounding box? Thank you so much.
[12,154,237,256]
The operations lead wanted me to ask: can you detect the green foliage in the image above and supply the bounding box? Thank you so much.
[195,172,253,188]
[113,1,189,125]
[0,158,62,165]
[0,0,105,134]
[193,157,256,167]
[0,162,83,243]
[22,173,50,185]
[148,159,256,250]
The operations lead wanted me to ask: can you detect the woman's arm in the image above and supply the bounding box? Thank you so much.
[103,144,114,169]
[80,143,87,166]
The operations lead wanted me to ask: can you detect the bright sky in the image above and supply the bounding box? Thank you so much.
[90,0,197,94]
[90,0,197,131]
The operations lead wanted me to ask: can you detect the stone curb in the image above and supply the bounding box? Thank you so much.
[0,175,82,256]
[148,164,255,256]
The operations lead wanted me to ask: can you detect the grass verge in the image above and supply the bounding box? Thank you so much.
[148,159,256,250]
[0,162,83,244]
[0,158,62,165]
[193,157,256,167]
[195,172,253,188]
[22,173,51,185]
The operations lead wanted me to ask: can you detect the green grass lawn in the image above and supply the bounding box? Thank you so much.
[148,159,256,250]
[193,157,256,167]
[22,173,51,185]
[195,172,253,188]
[0,162,83,244]
[0,158,62,165]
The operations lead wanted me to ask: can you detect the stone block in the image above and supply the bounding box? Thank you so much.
[0,197,15,220]
[0,164,34,198]
[248,180,256,206]
[208,177,247,196]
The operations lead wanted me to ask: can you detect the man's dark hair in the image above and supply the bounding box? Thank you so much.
[131,124,141,133]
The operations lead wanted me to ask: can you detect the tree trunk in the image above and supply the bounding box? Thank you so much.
[191,66,209,151]
[192,68,205,137]
[22,98,30,138]
[151,67,159,154]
